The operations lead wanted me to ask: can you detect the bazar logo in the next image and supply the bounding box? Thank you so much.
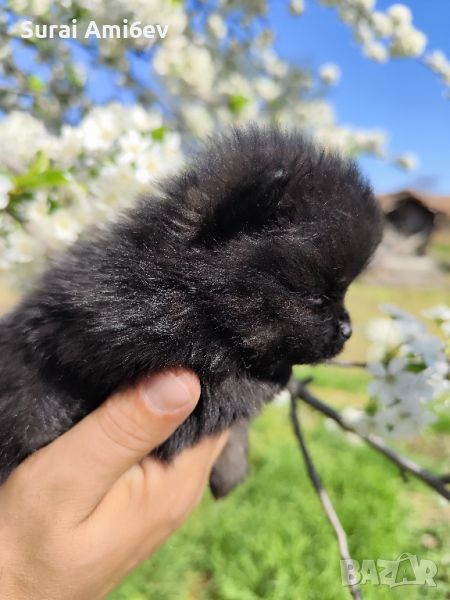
[341,553,437,587]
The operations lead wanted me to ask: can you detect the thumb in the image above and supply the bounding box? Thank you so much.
[31,369,200,507]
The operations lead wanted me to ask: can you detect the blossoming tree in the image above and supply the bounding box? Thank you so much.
[3,0,449,277]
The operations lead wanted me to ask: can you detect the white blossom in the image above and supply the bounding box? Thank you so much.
[319,62,341,85]
[317,0,445,89]
[207,14,227,39]
[366,318,403,356]
[255,77,282,101]
[262,50,289,78]
[0,175,13,210]
[0,111,49,171]
[289,0,305,16]
[372,403,436,438]
[0,102,185,277]
[423,305,450,338]
[367,357,408,405]
[181,103,214,137]
[118,131,151,165]
[352,0,375,11]
[426,363,450,399]
[80,109,122,152]
[154,44,215,98]
[387,3,412,27]
[129,106,163,132]
[390,27,427,58]
[2,229,40,266]
[380,304,416,321]
[370,12,393,38]
[48,211,82,245]
[353,22,373,45]
[342,407,370,436]
[363,41,388,63]
[425,50,450,85]
[425,50,449,72]
[394,153,418,170]
[407,334,446,367]
[46,126,83,169]
[364,304,449,439]
[10,0,52,15]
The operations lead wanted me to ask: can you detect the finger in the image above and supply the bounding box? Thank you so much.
[20,369,200,512]
[85,432,230,557]
[96,430,230,522]
[139,432,230,549]
[142,429,230,497]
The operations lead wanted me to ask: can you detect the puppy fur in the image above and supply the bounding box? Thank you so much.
[0,126,383,484]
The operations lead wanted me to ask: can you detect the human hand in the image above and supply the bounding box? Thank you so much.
[0,369,228,600]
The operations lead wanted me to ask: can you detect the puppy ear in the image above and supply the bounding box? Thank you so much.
[193,166,291,245]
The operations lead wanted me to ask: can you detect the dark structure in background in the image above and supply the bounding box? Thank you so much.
[377,189,450,255]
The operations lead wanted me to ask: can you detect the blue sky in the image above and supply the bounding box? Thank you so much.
[269,0,450,194]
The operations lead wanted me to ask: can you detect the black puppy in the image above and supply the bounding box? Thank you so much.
[0,126,382,488]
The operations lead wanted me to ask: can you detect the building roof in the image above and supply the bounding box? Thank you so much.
[377,189,450,218]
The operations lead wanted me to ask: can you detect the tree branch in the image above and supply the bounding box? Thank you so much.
[288,378,450,502]
[290,396,363,600]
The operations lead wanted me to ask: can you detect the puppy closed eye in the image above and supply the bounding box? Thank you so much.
[304,296,327,309]
[279,279,326,307]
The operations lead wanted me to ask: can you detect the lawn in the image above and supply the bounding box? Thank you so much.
[430,229,450,272]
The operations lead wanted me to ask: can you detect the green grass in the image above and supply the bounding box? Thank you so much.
[294,364,370,395]
[431,240,450,260]
[110,406,450,600]
[430,230,450,270]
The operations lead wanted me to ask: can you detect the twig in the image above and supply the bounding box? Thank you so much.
[288,378,450,502]
[440,474,450,484]
[290,396,363,600]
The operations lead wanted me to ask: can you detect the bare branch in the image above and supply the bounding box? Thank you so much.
[290,396,363,600]
[288,378,450,502]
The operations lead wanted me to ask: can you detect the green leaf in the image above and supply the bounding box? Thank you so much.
[151,126,166,141]
[29,151,50,176]
[228,94,249,115]
[47,196,59,213]
[406,362,427,373]
[27,75,46,93]
[365,396,378,416]
[70,6,89,20]
[65,65,83,88]
[12,152,71,191]
[14,170,71,190]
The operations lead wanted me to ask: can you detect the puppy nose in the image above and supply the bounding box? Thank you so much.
[339,320,352,340]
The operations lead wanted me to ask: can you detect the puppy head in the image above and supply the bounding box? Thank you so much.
[172,127,383,371]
